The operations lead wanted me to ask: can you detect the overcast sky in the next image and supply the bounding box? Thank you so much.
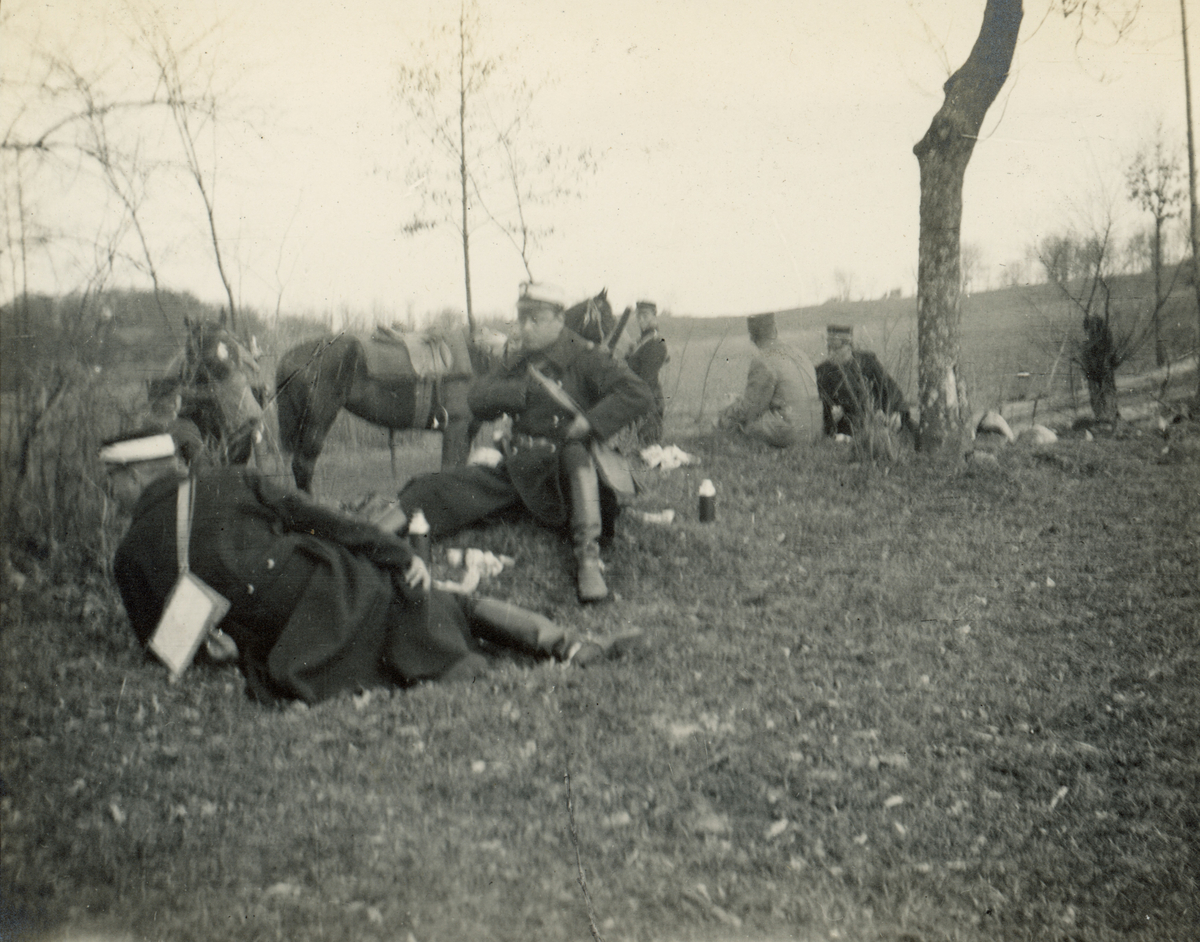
[4,0,1194,322]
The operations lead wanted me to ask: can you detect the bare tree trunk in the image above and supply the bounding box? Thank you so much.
[1153,217,1165,366]
[1182,0,1200,400]
[912,0,1022,453]
[458,8,475,337]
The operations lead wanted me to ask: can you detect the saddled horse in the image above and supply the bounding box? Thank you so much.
[274,291,615,492]
[148,316,266,465]
[275,325,499,492]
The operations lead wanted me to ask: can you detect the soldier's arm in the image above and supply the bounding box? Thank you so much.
[579,352,655,441]
[468,359,529,420]
[251,475,415,572]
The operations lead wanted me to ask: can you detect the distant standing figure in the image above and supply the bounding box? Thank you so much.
[717,312,810,448]
[815,325,914,437]
[624,300,669,444]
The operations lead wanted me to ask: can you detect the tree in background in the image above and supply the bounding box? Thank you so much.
[831,268,857,303]
[960,242,984,296]
[136,13,242,332]
[912,0,1139,454]
[0,7,245,566]
[1180,0,1200,401]
[1,7,241,331]
[1036,215,1152,423]
[395,0,594,334]
[1125,125,1186,366]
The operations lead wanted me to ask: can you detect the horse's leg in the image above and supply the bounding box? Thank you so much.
[437,377,474,468]
[277,363,339,493]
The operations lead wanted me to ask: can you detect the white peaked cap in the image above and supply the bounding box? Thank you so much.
[518,282,566,311]
[99,433,177,465]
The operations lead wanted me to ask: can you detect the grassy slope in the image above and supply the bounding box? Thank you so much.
[3,420,1198,942]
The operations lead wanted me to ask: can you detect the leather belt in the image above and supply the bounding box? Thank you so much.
[510,433,557,455]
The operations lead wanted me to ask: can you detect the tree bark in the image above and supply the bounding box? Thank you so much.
[913,0,1023,453]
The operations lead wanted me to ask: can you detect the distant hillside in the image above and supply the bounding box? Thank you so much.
[3,270,1192,409]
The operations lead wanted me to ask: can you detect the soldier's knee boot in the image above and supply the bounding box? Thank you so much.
[564,443,607,603]
[466,598,570,659]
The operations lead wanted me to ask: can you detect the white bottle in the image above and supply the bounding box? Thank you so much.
[408,509,430,562]
[698,479,716,523]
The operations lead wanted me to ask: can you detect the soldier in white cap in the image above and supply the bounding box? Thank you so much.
[101,426,634,704]
[398,282,655,602]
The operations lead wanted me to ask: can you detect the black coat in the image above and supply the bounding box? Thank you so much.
[114,467,480,703]
[816,351,912,436]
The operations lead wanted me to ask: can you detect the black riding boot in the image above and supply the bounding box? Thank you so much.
[466,598,570,658]
[563,442,607,602]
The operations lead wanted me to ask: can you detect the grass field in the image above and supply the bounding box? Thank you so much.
[3,377,1198,941]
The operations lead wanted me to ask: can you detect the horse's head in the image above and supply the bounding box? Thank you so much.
[564,289,615,346]
[176,317,265,463]
[184,317,261,387]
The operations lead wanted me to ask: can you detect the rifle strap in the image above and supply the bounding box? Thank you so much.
[176,478,194,576]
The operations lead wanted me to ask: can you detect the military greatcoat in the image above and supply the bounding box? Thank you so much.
[717,339,810,447]
[815,350,912,436]
[399,327,653,539]
[624,328,668,443]
[114,467,485,704]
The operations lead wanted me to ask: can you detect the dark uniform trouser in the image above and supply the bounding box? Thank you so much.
[397,442,602,545]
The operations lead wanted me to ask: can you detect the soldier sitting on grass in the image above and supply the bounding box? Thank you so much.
[398,282,655,603]
[101,428,639,706]
[717,312,811,448]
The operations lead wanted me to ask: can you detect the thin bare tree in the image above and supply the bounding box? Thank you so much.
[395,0,595,332]
[136,15,240,332]
[1180,0,1200,399]
[1036,215,1152,422]
[1125,125,1186,366]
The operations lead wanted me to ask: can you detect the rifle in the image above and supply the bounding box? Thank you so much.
[526,364,638,497]
[606,306,634,353]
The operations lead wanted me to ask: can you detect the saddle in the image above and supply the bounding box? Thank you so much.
[361,326,470,384]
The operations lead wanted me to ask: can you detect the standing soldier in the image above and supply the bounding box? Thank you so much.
[398,283,654,603]
[624,300,669,444]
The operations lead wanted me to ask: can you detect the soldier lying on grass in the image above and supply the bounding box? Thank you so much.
[101,428,639,706]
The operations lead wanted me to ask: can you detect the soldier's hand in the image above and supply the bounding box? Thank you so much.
[404,557,431,592]
[562,414,592,441]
